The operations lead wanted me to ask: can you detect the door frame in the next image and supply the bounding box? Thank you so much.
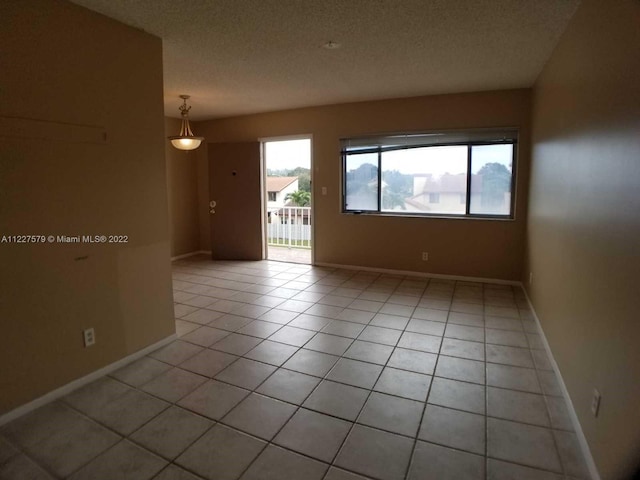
[259,134,314,265]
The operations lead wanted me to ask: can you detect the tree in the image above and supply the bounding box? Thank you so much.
[267,167,311,193]
[345,163,378,210]
[381,169,412,210]
[477,162,511,207]
[383,170,412,197]
[289,167,311,193]
[382,190,407,210]
[285,190,311,206]
[346,163,377,195]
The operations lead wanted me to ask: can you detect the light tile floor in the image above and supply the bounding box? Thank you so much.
[267,245,312,264]
[0,256,591,480]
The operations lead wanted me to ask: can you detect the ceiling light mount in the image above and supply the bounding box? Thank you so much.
[323,40,341,50]
[168,94,204,151]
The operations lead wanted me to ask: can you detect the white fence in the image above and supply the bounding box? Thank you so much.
[267,206,311,248]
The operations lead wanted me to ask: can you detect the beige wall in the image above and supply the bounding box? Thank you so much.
[527,1,640,478]
[195,89,531,280]
[0,0,174,414]
[165,117,200,257]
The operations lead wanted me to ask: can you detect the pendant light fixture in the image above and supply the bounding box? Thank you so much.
[168,95,204,151]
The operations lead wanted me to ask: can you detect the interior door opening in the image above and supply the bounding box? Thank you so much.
[263,137,312,264]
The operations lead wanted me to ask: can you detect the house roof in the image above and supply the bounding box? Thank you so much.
[266,176,298,193]
[70,0,580,120]
[419,173,468,193]
[416,173,492,194]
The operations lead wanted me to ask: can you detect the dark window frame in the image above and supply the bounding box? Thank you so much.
[341,134,518,220]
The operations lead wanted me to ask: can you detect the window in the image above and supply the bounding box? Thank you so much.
[268,191,277,202]
[342,129,517,218]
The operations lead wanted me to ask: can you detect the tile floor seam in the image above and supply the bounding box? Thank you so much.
[127,415,217,465]
[153,464,208,480]
[171,439,227,480]
[318,278,423,480]
[118,366,207,404]
[2,259,585,480]
[230,273,366,472]
[331,357,393,430]
[484,450,570,477]
[0,431,63,480]
[0,439,20,467]
[62,438,128,479]
[58,387,214,473]
[219,433,271,480]
[532,351,568,477]
[210,322,357,478]
[404,281,445,480]
[484,283,490,480]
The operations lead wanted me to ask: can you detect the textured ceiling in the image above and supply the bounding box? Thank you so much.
[70,0,580,120]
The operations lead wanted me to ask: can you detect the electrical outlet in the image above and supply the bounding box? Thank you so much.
[421,252,429,261]
[591,388,601,417]
[83,328,95,347]
[529,272,533,285]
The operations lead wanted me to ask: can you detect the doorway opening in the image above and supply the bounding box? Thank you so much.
[263,137,312,264]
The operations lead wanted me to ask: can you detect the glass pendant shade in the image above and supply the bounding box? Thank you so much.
[168,95,204,151]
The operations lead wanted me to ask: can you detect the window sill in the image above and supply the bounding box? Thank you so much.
[342,211,516,222]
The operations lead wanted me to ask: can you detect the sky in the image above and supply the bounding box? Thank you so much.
[264,139,512,176]
[349,144,513,177]
[265,139,311,171]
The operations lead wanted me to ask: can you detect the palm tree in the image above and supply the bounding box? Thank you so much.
[285,190,311,207]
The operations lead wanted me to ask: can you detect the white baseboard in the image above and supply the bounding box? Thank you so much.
[171,250,211,261]
[0,333,177,427]
[314,262,520,286]
[520,285,600,480]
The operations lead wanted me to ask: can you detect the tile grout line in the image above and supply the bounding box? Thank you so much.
[175,262,568,462]
[164,261,325,480]
[237,268,380,480]
[3,260,578,480]
[403,276,446,480]
[214,268,363,480]
[165,262,319,480]
[180,260,575,478]
[484,281,490,480]
[320,277,425,480]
